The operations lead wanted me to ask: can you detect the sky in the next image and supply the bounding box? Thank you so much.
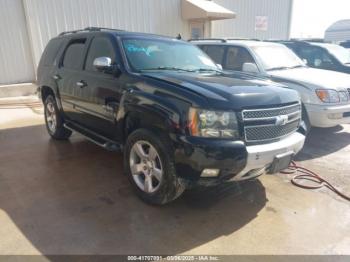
[290,0,350,38]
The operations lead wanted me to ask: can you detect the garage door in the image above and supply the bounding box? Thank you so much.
[0,0,35,85]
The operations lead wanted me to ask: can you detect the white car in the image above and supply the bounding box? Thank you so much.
[192,39,350,129]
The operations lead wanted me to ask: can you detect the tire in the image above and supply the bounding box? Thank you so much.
[302,105,312,136]
[44,95,72,140]
[124,129,186,205]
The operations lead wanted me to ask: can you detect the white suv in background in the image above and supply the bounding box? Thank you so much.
[192,39,350,130]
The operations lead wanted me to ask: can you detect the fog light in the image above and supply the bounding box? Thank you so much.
[201,169,220,177]
[328,113,343,119]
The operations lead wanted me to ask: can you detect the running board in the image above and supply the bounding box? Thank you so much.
[64,122,122,152]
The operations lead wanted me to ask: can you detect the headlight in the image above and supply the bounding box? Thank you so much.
[188,108,239,138]
[315,89,340,103]
[339,91,349,102]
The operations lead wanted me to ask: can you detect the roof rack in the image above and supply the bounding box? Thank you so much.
[188,38,227,43]
[59,27,124,36]
[189,37,261,43]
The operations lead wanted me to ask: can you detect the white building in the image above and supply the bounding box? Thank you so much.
[325,19,350,43]
[0,0,293,87]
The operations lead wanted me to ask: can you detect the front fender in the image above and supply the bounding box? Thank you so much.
[116,89,190,141]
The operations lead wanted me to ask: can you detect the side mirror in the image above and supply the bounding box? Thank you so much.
[242,63,259,73]
[93,57,113,72]
[93,57,122,76]
[216,64,223,70]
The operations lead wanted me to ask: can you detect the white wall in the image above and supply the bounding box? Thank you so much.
[0,0,35,85]
[23,0,190,68]
[212,0,293,40]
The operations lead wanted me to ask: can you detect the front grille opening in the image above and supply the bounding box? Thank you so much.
[242,103,301,143]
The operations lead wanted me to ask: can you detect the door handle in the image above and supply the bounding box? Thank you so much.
[76,81,87,88]
[52,74,61,80]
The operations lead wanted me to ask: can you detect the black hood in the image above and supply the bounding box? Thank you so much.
[142,71,300,110]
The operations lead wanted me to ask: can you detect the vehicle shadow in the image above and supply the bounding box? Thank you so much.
[295,125,350,161]
[0,125,267,255]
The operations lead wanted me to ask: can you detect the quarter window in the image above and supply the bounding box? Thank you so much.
[85,37,116,72]
[62,40,86,69]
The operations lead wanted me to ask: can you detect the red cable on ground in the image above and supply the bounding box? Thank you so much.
[281,161,350,201]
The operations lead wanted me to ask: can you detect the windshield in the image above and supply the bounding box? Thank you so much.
[323,44,350,64]
[122,38,218,72]
[252,45,304,71]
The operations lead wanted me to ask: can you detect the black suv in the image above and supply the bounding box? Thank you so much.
[278,40,350,74]
[37,27,305,204]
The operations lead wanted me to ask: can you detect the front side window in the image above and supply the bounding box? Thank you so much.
[296,46,334,68]
[85,37,116,71]
[225,47,256,71]
[62,40,86,69]
[252,45,304,71]
[204,45,225,65]
[122,38,218,72]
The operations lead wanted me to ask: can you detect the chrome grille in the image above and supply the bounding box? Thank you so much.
[242,103,301,143]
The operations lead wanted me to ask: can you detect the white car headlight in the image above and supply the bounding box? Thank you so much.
[188,108,239,138]
[315,89,340,103]
[339,91,349,102]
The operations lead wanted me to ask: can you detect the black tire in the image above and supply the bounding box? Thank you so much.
[124,129,186,205]
[302,105,312,136]
[44,95,72,140]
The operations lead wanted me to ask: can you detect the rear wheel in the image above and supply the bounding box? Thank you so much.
[44,95,72,140]
[124,129,186,205]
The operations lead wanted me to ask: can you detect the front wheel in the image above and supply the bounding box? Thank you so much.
[44,95,72,140]
[124,129,185,205]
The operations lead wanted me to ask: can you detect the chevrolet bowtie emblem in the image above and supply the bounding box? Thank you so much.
[275,115,289,126]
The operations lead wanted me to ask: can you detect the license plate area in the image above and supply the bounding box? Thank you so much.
[268,152,294,174]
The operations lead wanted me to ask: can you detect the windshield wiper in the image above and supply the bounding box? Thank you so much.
[289,65,305,69]
[193,68,223,74]
[266,66,290,71]
[140,67,193,72]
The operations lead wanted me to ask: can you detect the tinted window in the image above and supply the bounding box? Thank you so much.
[204,45,225,64]
[41,38,63,66]
[295,47,334,68]
[85,37,115,71]
[225,47,255,71]
[62,40,86,69]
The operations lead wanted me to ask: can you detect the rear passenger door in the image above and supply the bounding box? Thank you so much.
[76,35,123,140]
[56,38,88,122]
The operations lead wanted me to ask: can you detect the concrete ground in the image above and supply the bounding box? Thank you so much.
[0,97,350,255]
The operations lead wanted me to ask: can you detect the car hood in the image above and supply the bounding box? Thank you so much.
[269,67,350,90]
[142,71,300,110]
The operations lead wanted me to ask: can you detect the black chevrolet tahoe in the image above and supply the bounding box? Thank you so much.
[37,27,306,205]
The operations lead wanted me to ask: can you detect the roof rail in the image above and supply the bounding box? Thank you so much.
[59,27,124,36]
[226,38,261,41]
[189,37,262,43]
[188,38,227,43]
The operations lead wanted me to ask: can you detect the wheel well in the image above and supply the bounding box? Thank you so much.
[41,86,55,102]
[123,112,167,140]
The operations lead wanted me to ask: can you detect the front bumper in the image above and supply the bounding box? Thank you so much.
[305,103,350,128]
[173,132,305,185]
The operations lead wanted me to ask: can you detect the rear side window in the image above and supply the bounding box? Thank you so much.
[225,47,255,71]
[85,37,116,72]
[41,38,63,66]
[62,40,86,69]
[203,45,225,64]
